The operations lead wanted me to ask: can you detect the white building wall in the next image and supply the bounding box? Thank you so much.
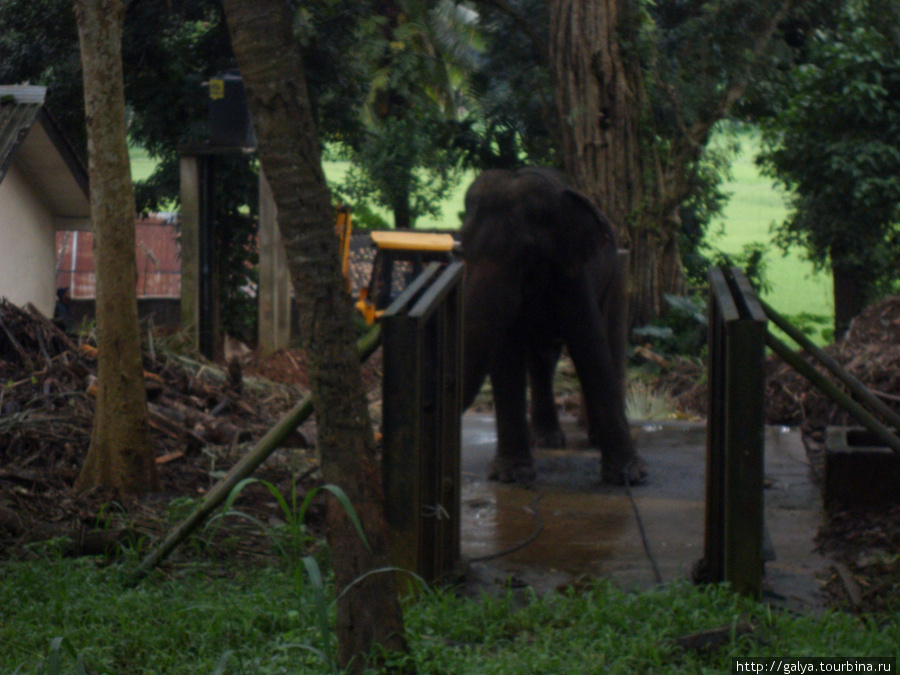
[0,162,58,317]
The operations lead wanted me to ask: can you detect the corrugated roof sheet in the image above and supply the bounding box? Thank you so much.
[0,86,46,185]
[55,214,183,299]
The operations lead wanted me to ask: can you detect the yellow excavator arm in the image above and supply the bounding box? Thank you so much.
[336,211,457,325]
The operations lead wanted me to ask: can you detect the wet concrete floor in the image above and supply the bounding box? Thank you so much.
[460,413,829,612]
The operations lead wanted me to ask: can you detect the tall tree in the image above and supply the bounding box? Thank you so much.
[545,0,797,325]
[219,2,408,673]
[757,0,900,337]
[73,0,159,494]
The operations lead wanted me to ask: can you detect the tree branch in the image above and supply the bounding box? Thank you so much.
[660,0,801,212]
[688,0,801,147]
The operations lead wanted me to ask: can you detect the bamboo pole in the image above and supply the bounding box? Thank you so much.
[765,331,900,454]
[762,300,900,432]
[129,323,383,585]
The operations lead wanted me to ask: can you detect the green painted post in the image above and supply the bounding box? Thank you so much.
[722,267,766,598]
[702,267,767,598]
[381,262,463,584]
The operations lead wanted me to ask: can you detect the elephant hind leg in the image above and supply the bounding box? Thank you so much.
[528,341,566,449]
[559,288,648,486]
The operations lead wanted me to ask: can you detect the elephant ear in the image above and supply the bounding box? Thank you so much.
[555,187,618,276]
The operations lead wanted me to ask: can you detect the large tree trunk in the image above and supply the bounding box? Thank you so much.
[547,0,685,326]
[220,2,408,673]
[73,0,159,495]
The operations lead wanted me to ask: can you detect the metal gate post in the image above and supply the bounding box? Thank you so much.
[703,267,767,598]
[381,261,464,584]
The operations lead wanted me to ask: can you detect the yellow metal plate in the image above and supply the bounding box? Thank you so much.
[370,231,456,252]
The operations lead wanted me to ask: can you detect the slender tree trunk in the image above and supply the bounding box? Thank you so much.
[73,0,159,495]
[831,243,869,340]
[220,2,408,673]
[393,187,413,230]
[547,0,685,326]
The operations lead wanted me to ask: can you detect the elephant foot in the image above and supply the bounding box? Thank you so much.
[532,427,566,449]
[601,454,648,486]
[488,457,537,484]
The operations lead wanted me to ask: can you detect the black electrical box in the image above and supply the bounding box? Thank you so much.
[208,73,256,148]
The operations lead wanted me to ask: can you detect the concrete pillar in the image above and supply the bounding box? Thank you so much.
[257,170,291,355]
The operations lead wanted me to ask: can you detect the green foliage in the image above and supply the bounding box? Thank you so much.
[635,239,774,357]
[708,241,773,296]
[625,379,678,421]
[1,559,331,673]
[23,637,89,675]
[679,125,742,286]
[331,2,474,228]
[403,580,900,674]
[213,478,371,673]
[757,0,900,311]
[215,478,367,570]
[336,115,463,227]
[334,197,391,231]
[633,293,708,358]
[0,0,85,155]
[781,311,834,345]
[449,0,558,170]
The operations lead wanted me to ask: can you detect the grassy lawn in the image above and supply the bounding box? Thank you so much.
[2,557,897,673]
[129,144,158,184]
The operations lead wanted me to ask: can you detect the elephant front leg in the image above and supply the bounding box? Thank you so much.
[488,338,536,484]
[562,301,648,486]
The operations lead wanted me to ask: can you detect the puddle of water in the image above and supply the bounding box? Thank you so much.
[463,483,632,575]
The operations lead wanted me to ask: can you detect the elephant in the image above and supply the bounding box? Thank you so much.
[460,167,647,486]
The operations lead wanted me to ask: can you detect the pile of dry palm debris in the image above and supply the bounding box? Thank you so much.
[0,299,320,560]
[765,295,900,438]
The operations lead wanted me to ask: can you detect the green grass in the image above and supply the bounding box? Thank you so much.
[2,557,897,673]
[1,558,326,674]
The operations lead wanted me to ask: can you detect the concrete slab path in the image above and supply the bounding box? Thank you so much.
[460,413,829,612]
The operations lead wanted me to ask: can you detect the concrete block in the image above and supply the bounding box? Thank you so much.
[824,427,900,508]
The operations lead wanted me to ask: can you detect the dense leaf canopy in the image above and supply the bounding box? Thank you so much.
[758,0,900,308]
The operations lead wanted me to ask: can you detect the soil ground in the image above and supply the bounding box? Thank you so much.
[1,296,899,615]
